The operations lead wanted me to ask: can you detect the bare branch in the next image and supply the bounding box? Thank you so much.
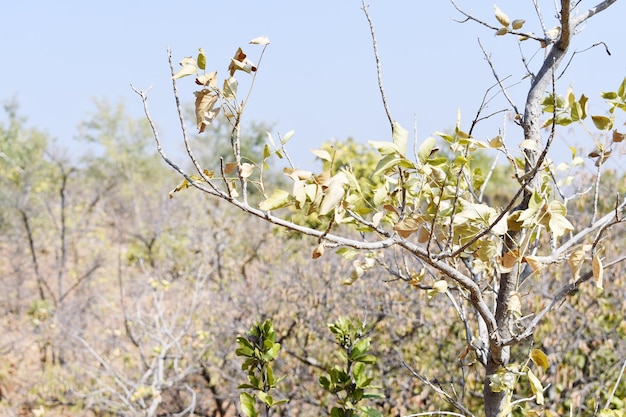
[398,351,476,417]
[478,39,520,116]
[572,0,620,27]
[361,1,393,130]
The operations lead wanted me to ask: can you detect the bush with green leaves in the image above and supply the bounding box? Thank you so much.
[320,317,383,417]
[236,319,288,417]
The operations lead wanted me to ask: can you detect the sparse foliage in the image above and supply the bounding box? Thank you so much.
[134,1,626,416]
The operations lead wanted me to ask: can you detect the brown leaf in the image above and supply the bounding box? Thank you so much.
[228,47,257,76]
[312,243,324,259]
[224,162,238,175]
[194,89,220,133]
[502,250,520,269]
[393,217,420,238]
[568,244,591,281]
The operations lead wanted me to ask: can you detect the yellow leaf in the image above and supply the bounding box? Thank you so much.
[259,189,292,211]
[568,244,591,280]
[392,121,408,155]
[527,368,544,405]
[427,280,448,299]
[494,5,510,27]
[592,251,603,289]
[511,19,525,30]
[222,76,238,100]
[489,135,503,148]
[319,172,348,216]
[495,27,508,36]
[529,348,549,371]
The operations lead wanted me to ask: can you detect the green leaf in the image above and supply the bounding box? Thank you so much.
[350,338,370,360]
[197,48,206,70]
[331,407,346,417]
[591,115,614,130]
[240,392,258,417]
[578,94,588,119]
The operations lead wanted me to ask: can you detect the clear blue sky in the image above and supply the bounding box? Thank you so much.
[2,1,624,169]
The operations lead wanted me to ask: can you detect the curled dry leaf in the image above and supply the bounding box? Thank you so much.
[545,26,561,40]
[194,89,220,133]
[568,244,591,280]
[240,163,255,179]
[249,35,270,45]
[228,47,257,76]
[173,56,198,79]
[195,70,218,87]
[312,243,324,259]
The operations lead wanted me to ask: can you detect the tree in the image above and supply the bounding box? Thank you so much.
[136,2,626,416]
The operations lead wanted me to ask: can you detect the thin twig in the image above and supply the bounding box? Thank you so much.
[478,39,520,116]
[361,0,393,130]
[605,359,626,409]
[398,351,476,417]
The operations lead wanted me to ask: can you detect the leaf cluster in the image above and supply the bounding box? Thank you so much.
[320,317,383,417]
[236,319,288,417]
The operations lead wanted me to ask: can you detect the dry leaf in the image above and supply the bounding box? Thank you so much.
[312,243,324,259]
[494,5,510,27]
[592,251,603,289]
[249,35,270,45]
